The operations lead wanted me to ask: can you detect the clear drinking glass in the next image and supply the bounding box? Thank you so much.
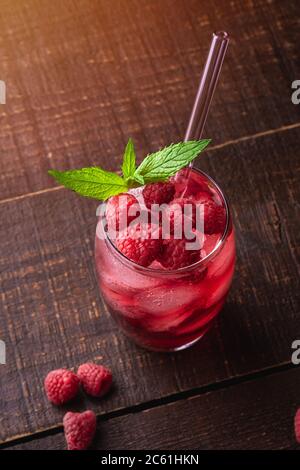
[95,168,235,352]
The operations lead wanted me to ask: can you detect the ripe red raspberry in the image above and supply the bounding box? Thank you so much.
[195,192,226,234]
[63,410,96,450]
[116,223,161,267]
[163,198,196,235]
[44,369,79,405]
[142,181,175,209]
[295,409,300,443]
[106,193,140,231]
[159,234,201,269]
[77,363,112,398]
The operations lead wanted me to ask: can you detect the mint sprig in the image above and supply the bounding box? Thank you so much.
[121,138,136,181]
[48,168,128,200]
[48,138,211,200]
[134,140,210,183]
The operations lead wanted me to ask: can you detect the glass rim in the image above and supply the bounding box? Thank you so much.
[101,167,231,276]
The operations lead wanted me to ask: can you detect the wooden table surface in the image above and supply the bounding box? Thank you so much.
[0,0,300,450]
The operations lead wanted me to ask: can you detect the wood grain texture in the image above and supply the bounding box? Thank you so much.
[0,126,299,444]
[0,0,299,199]
[8,367,300,450]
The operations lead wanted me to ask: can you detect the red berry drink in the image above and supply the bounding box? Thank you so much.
[95,168,235,351]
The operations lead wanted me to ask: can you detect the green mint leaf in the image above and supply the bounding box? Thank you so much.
[48,139,211,202]
[122,138,136,180]
[131,172,144,186]
[48,167,128,200]
[125,173,144,189]
[135,140,211,183]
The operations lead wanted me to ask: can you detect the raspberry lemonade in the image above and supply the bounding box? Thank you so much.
[49,139,235,351]
[95,167,235,351]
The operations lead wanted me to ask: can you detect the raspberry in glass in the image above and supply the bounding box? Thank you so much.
[106,193,140,232]
[142,181,175,209]
[159,235,201,270]
[116,223,161,267]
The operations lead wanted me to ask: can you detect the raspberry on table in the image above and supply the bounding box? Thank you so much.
[105,193,140,232]
[159,234,201,270]
[142,181,175,209]
[116,222,162,267]
[63,410,96,450]
[295,409,300,443]
[44,369,80,405]
[77,363,112,398]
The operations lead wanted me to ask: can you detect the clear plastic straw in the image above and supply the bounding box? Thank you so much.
[184,31,229,142]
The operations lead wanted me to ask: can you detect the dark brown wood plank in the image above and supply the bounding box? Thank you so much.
[8,367,300,450]
[0,0,299,199]
[0,125,299,444]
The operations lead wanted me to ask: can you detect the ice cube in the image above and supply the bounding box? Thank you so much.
[102,284,144,319]
[99,247,163,291]
[207,232,235,278]
[205,263,235,309]
[144,309,188,332]
[201,234,221,258]
[135,284,200,316]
